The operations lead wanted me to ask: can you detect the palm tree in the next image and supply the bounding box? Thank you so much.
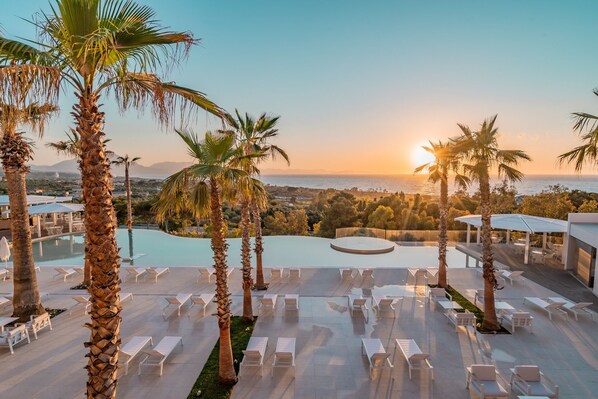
[161,130,245,385]
[558,96,598,171]
[112,155,140,231]
[452,115,530,331]
[0,102,56,320]
[414,140,468,288]
[225,111,289,290]
[0,2,223,396]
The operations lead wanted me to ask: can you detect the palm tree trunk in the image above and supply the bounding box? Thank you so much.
[252,199,267,290]
[125,163,133,231]
[480,171,499,331]
[0,132,44,321]
[75,88,122,399]
[240,198,253,321]
[437,170,448,288]
[209,178,237,385]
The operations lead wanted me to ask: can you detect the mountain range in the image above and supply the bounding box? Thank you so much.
[30,160,192,179]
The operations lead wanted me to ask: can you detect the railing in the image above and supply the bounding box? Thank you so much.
[335,227,471,242]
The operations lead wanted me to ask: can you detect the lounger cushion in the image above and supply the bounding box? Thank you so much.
[515,365,541,382]
[471,365,496,380]
[512,312,531,318]
[475,381,507,396]
[526,381,556,396]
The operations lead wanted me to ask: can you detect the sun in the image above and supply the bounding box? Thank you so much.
[411,144,436,168]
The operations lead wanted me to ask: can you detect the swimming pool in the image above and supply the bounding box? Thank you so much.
[23,229,469,268]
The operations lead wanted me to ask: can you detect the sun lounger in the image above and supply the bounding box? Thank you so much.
[466,364,510,398]
[358,268,374,280]
[146,267,169,283]
[190,293,215,317]
[273,337,296,377]
[120,336,153,375]
[289,268,301,281]
[510,365,559,398]
[270,268,283,281]
[54,267,77,281]
[339,268,353,281]
[74,267,84,275]
[425,268,439,285]
[347,295,368,316]
[502,311,533,333]
[0,324,30,354]
[0,268,7,281]
[395,339,434,380]
[371,294,399,318]
[500,270,524,286]
[446,309,476,332]
[139,336,183,376]
[284,294,299,311]
[0,296,11,310]
[198,267,215,283]
[241,336,268,376]
[429,287,452,307]
[361,338,393,380]
[126,267,147,283]
[163,293,192,318]
[71,295,91,315]
[259,294,278,313]
[523,297,568,321]
[548,297,595,321]
[17,313,52,340]
[121,292,133,303]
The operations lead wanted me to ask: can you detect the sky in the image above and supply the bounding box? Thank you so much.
[1,0,598,175]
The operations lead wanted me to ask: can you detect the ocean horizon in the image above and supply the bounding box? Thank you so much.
[260,174,598,195]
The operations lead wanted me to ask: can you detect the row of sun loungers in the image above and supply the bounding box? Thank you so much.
[0,313,53,354]
[467,364,559,398]
[119,335,183,376]
[240,337,296,377]
[126,267,170,283]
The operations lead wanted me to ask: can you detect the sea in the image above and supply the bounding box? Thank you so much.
[260,174,598,195]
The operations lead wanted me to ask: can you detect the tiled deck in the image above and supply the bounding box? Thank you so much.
[0,266,596,399]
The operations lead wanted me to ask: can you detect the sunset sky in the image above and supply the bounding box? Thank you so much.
[2,0,598,175]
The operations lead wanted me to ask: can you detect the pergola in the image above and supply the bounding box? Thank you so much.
[3,202,84,236]
[454,214,568,264]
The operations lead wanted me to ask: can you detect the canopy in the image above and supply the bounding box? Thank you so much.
[0,195,72,207]
[0,237,10,262]
[454,214,567,234]
[2,202,84,216]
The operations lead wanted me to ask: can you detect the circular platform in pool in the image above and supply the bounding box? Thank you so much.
[330,236,396,254]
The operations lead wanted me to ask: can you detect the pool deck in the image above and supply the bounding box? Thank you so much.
[0,266,596,399]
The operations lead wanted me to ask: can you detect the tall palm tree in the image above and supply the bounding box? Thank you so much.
[112,154,140,231]
[161,130,245,385]
[452,115,530,331]
[225,111,289,290]
[0,1,223,397]
[558,96,598,171]
[414,140,468,288]
[0,102,56,320]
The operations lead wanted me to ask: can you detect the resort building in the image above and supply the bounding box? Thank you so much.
[564,213,598,296]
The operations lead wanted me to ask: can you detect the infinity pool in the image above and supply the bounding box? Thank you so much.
[22,229,469,268]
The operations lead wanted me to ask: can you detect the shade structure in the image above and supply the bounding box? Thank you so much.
[0,237,10,262]
[454,214,567,234]
[0,195,72,207]
[2,202,84,216]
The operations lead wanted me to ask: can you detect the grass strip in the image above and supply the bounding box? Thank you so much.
[187,316,257,399]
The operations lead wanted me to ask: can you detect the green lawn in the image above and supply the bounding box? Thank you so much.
[187,316,257,399]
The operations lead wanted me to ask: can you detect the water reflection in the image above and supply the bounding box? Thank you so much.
[30,235,85,262]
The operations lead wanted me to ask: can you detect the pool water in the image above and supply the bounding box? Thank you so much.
[21,229,469,268]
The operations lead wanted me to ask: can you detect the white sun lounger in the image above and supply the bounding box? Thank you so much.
[120,292,133,303]
[126,267,147,283]
[289,268,301,281]
[429,287,452,308]
[259,294,278,313]
[198,267,215,283]
[358,268,374,280]
[548,297,595,321]
[54,267,77,281]
[284,294,299,311]
[71,295,91,315]
[502,311,533,333]
[500,270,524,286]
[163,293,192,318]
[510,365,559,398]
[17,313,52,340]
[0,324,30,354]
[446,310,477,332]
[372,294,399,318]
[270,268,283,281]
[120,336,153,375]
[139,336,183,376]
[466,364,510,398]
[362,338,393,380]
[339,268,353,281]
[241,336,268,376]
[146,267,169,283]
[227,268,235,278]
[273,337,296,377]
[0,268,8,281]
[523,297,568,321]
[395,339,434,380]
[191,293,215,317]
[425,268,439,285]
[0,296,11,310]
[348,295,368,316]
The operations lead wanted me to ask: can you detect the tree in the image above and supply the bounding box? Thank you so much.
[367,205,395,229]
[286,209,309,235]
[226,110,289,290]
[0,2,223,396]
[318,192,359,238]
[0,102,56,320]
[453,115,530,331]
[559,92,598,172]
[490,181,517,214]
[160,130,244,385]
[263,211,289,235]
[112,155,140,231]
[415,140,468,288]
[518,187,574,220]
